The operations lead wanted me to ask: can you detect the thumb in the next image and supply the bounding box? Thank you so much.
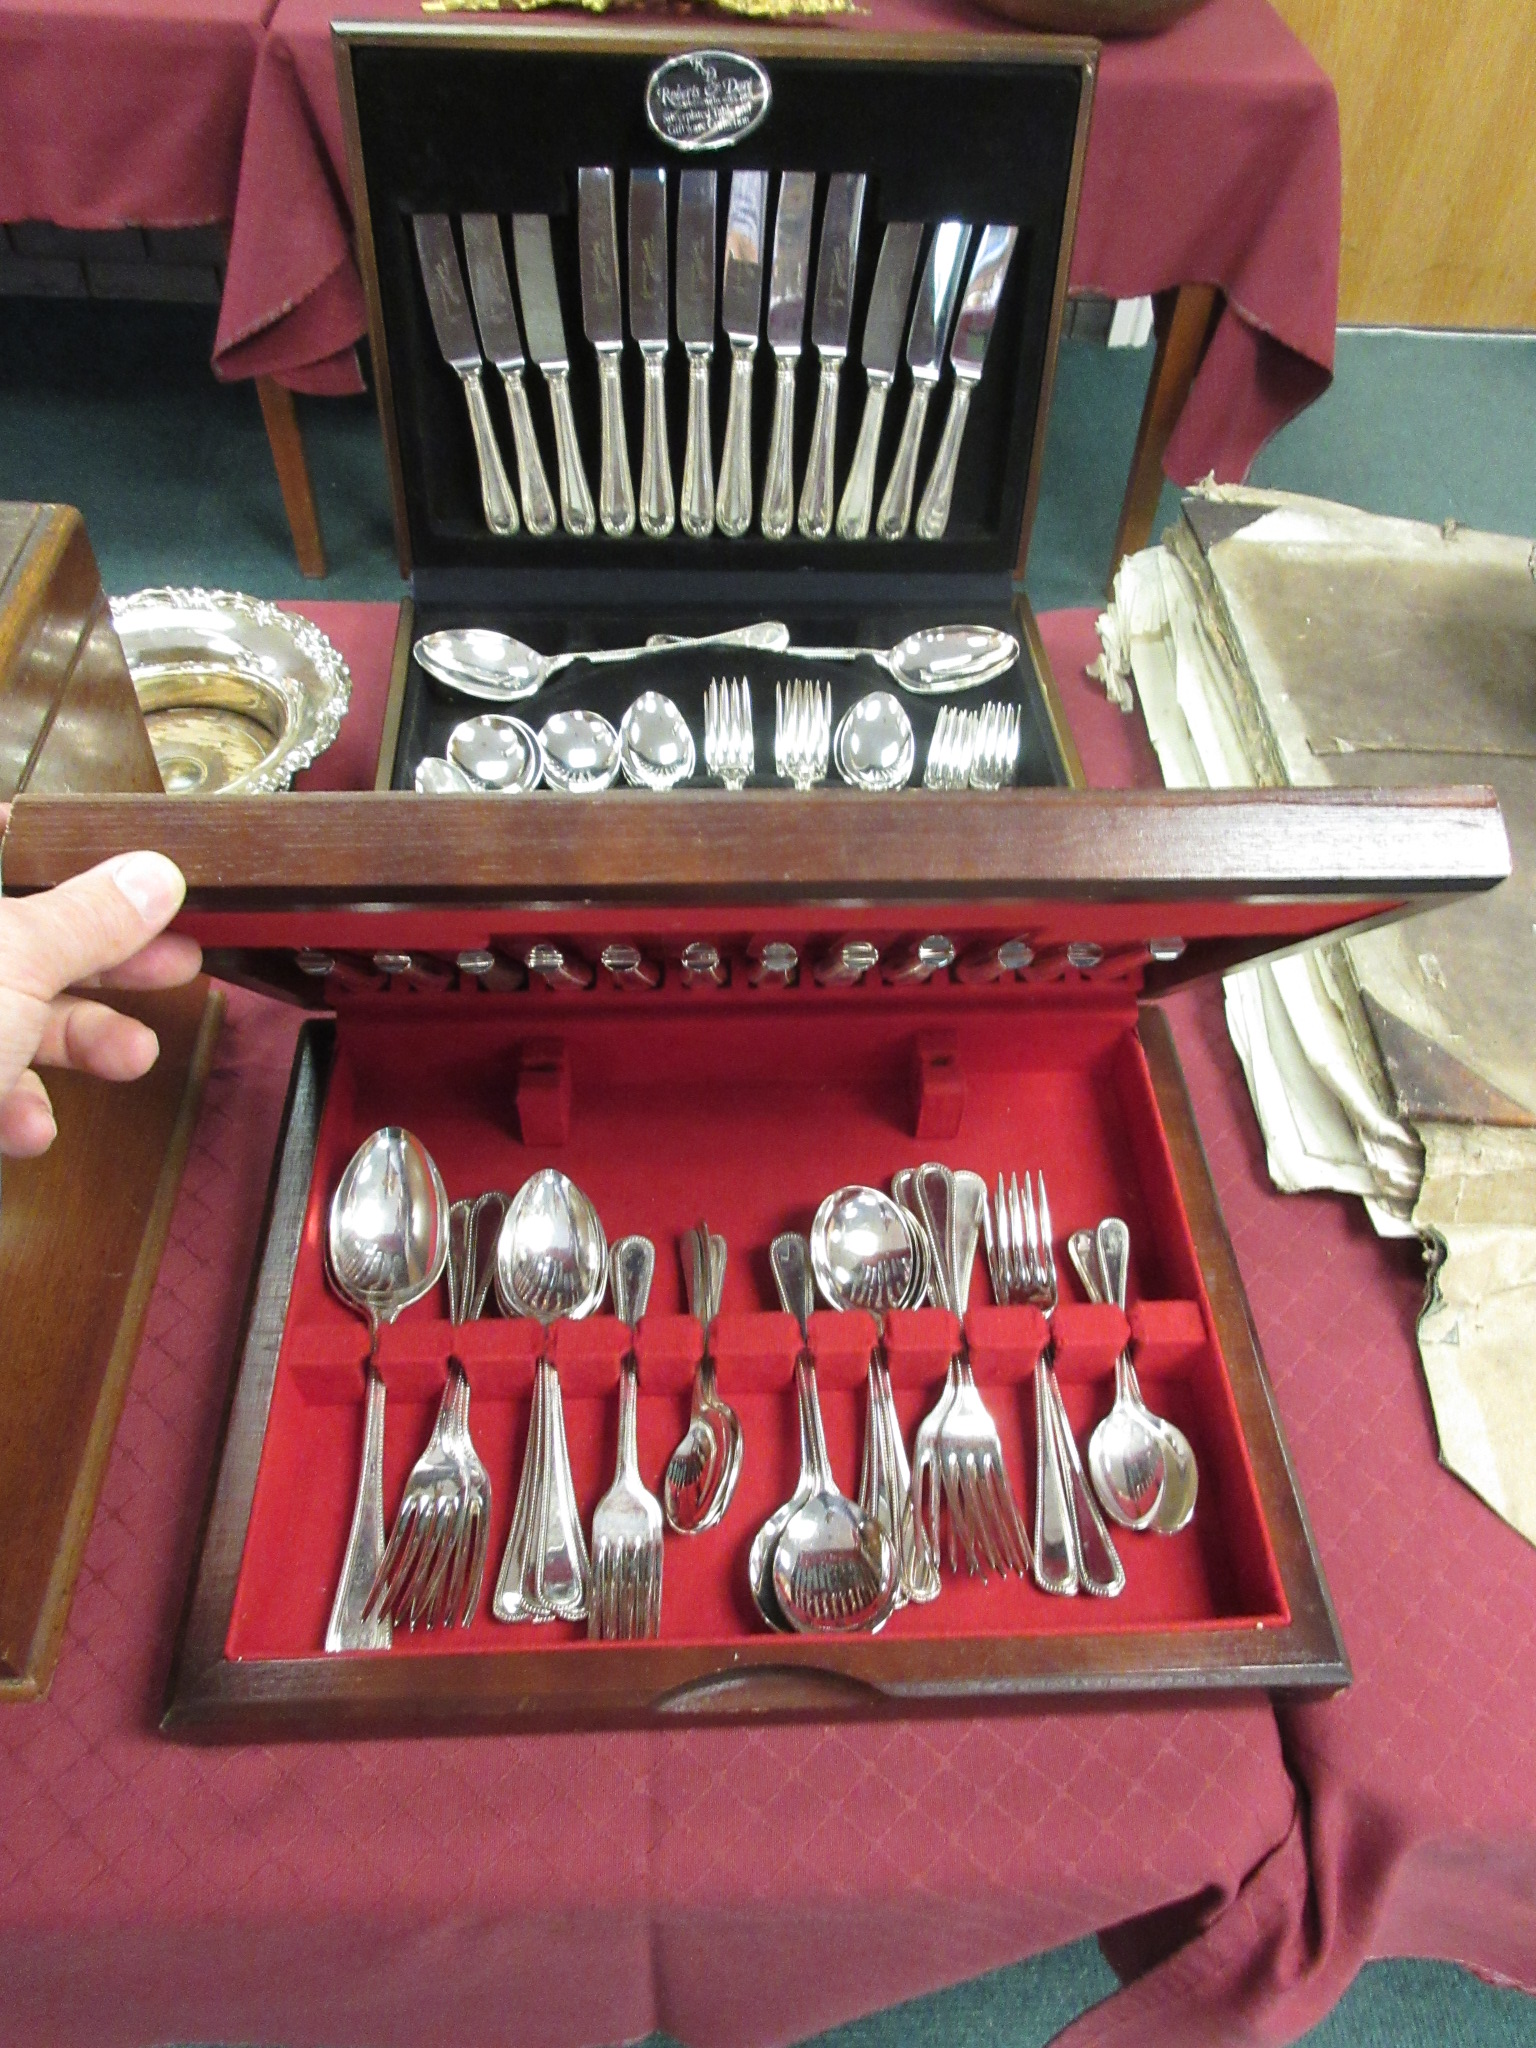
[0,851,187,1002]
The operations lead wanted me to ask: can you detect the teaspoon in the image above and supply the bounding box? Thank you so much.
[538,709,621,793]
[447,714,543,792]
[833,691,915,792]
[620,692,696,790]
[1077,1222,1198,1535]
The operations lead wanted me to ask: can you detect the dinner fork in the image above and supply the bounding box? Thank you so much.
[589,1236,663,1640]
[968,702,1021,789]
[365,1190,502,1629]
[923,705,976,790]
[704,676,754,790]
[774,677,832,790]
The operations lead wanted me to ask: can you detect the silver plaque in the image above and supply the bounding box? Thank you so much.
[645,51,771,153]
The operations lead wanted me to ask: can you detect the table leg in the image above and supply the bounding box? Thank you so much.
[1107,283,1221,591]
[256,376,327,580]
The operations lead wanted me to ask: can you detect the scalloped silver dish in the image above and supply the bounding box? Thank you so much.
[110,587,351,795]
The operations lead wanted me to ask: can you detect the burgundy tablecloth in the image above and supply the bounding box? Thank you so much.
[0,0,273,229]
[0,605,1301,2048]
[212,0,1339,486]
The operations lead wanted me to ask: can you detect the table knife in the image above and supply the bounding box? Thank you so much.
[578,168,635,538]
[628,168,674,538]
[797,171,866,539]
[916,223,1019,541]
[717,170,768,537]
[676,169,718,538]
[460,212,556,537]
[412,213,517,537]
[875,219,971,541]
[760,170,815,540]
[511,213,596,537]
[835,219,922,540]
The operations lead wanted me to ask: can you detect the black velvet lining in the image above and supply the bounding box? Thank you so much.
[344,34,1086,581]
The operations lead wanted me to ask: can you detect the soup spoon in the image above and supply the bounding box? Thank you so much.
[325,1127,449,1653]
[833,691,915,791]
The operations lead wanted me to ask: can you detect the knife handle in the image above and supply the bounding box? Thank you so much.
[596,350,636,538]
[835,376,890,542]
[500,366,557,537]
[458,367,518,537]
[915,376,975,541]
[875,378,933,541]
[681,348,715,540]
[796,357,842,540]
[760,354,798,541]
[639,349,675,539]
[545,366,595,537]
[717,341,756,539]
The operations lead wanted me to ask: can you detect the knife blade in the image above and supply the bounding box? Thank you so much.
[875,218,972,542]
[578,168,635,538]
[717,169,768,538]
[760,170,815,539]
[675,169,717,538]
[413,213,517,537]
[796,172,866,539]
[915,223,1018,541]
[835,219,922,541]
[511,212,595,536]
[628,168,674,537]
[461,212,556,537]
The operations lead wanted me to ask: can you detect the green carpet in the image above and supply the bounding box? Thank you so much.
[3,295,1535,2048]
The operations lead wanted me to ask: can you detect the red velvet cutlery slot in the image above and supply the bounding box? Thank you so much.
[227,981,1288,1663]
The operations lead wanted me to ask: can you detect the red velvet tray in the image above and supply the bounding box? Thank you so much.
[4,788,1507,1735]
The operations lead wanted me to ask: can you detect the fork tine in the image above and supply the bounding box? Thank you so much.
[366,1497,422,1622]
[982,1456,1032,1575]
[959,1454,1003,1576]
[1035,1173,1057,1304]
[939,1450,976,1574]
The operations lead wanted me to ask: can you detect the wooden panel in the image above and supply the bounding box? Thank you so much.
[1274,0,1536,329]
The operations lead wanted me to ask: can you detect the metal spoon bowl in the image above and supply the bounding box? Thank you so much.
[789,624,1020,696]
[538,709,621,793]
[447,714,543,792]
[811,1185,914,1314]
[833,691,915,792]
[620,691,696,790]
[414,755,476,793]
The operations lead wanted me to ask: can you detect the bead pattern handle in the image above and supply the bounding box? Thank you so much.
[681,351,716,538]
[500,366,556,536]
[639,352,675,538]
[595,351,635,538]
[836,378,890,541]
[546,368,596,537]
[458,367,518,537]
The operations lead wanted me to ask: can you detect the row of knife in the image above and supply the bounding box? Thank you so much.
[411,171,1016,545]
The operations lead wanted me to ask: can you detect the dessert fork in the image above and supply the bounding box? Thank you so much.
[968,701,1021,789]
[923,705,976,790]
[590,1235,663,1640]
[774,677,832,790]
[704,676,754,790]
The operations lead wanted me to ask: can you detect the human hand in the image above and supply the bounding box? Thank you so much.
[0,807,203,1157]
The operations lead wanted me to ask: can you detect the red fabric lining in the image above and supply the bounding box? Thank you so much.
[226,989,1288,1660]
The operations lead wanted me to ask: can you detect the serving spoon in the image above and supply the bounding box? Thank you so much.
[652,622,1019,696]
[325,1127,449,1653]
[416,619,792,703]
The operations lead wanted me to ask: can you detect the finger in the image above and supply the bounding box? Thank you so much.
[33,996,160,1081]
[75,933,204,993]
[0,1069,56,1158]
[0,851,186,1004]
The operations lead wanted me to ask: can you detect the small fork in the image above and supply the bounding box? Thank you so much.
[968,702,1021,789]
[590,1236,663,1640]
[774,678,832,790]
[923,706,975,790]
[704,676,754,790]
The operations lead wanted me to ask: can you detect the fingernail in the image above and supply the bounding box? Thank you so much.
[111,851,184,923]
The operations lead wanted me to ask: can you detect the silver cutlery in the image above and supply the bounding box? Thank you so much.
[748,941,799,988]
[325,1128,449,1653]
[628,169,675,538]
[877,220,971,541]
[797,173,866,539]
[620,690,695,789]
[663,1225,741,1532]
[762,623,1018,696]
[924,706,976,790]
[774,677,832,790]
[916,224,1018,541]
[538,709,621,793]
[760,171,816,540]
[589,1235,663,1640]
[414,757,475,793]
[704,676,753,789]
[492,1170,607,1623]
[718,170,768,537]
[461,211,557,537]
[768,1233,896,1633]
[416,620,791,705]
[678,941,728,989]
[836,221,923,540]
[752,1233,822,1630]
[600,943,661,991]
[968,701,1022,789]
[525,942,593,991]
[882,935,956,984]
[915,1164,1033,1582]
[1071,1222,1198,1534]
[814,941,879,988]
[366,1189,502,1632]
[677,170,718,538]
[577,168,636,538]
[446,713,542,792]
[833,690,914,791]
[512,213,596,536]
[413,214,518,537]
